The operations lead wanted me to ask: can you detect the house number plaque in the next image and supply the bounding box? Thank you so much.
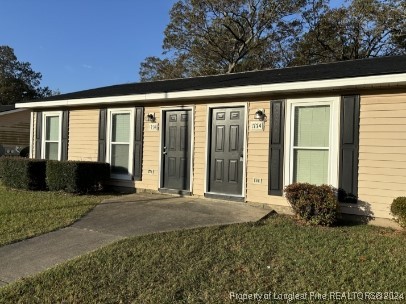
[250,121,264,131]
[148,123,159,131]
[253,178,263,184]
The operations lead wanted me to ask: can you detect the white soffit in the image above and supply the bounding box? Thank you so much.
[16,73,406,109]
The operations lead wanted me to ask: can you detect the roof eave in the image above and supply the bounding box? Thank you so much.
[15,73,406,109]
[0,108,27,116]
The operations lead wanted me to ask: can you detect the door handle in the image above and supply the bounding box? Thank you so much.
[163,151,167,155]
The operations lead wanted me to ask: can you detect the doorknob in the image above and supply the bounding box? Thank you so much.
[163,151,167,155]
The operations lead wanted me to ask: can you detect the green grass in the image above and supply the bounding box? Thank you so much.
[1,215,405,303]
[0,183,110,246]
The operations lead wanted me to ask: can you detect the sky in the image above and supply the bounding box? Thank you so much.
[1,0,346,94]
[0,0,177,93]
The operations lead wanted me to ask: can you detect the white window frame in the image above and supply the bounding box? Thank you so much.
[106,108,135,180]
[41,111,63,161]
[284,97,340,188]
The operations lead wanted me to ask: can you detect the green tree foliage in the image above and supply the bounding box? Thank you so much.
[140,0,406,81]
[139,55,190,81]
[291,0,406,65]
[390,0,406,50]
[0,46,55,105]
[140,0,306,81]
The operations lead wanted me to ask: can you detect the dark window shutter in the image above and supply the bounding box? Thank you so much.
[269,100,285,196]
[61,110,69,161]
[339,95,360,203]
[35,112,43,159]
[133,107,144,181]
[98,108,107,162]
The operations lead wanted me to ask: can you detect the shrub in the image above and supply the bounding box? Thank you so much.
[0,157,46,190]
[391,197,406,228]
[284,183,339,226]
[46,160,110,194]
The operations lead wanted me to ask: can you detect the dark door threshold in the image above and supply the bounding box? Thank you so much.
[159,188,191,196]
[204,193,244,202]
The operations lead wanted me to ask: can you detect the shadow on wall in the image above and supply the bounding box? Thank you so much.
[335,188,374,225]
[338,199,375,226]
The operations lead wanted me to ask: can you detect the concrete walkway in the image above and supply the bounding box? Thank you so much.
[0,193,271,286]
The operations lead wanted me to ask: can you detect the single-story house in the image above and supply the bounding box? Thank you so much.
[16,55,406,226]
[0,105,30,156]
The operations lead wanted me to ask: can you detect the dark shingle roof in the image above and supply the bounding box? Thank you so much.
[42,55,406,102]
[0,105,16,112]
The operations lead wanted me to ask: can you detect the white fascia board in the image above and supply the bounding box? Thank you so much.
[261,73,406,93]
[15,73,406,109]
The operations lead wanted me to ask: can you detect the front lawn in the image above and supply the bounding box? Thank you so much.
[0,183,110,246]
[1,215,405,303]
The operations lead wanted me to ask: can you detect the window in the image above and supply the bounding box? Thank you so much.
[285,98,339,187]
[42,112,62,160]
[107,109,134,179]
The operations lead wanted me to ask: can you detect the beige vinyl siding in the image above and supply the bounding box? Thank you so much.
[245,101,290,208]
[135,106,160,190]
[358,93,406,219]
[193,104,207,195]
[0,110,30,147]
[68,109,99,161]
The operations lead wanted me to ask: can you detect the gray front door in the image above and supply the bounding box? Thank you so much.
[162,110,191,191]
[208,107,245,196]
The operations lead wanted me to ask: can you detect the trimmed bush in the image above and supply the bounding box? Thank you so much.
[46,160,110,194]
[391,197,406,228]
[0,157,46,190]
[284,183,339,226]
